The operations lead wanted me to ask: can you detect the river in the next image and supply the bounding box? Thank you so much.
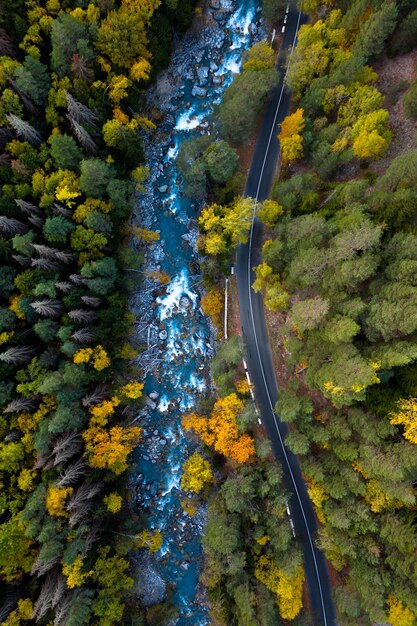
[129,2,262,622]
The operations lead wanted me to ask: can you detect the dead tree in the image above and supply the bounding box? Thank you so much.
[31,299,63,318]
[27,214,44,229]
[51,574,67,609]
[32,569,60,618]
[81,295,101,307]
[67,115,98,155]
[0,28,16,56]
[31,258,61,272]
[56,458,86,486]
[69,273,87,285]
[31,555,60,579]
[70,54,93,82]
[0,346,35,364]
[4,397,37,413]
[82,384,108,407]
[12,254,31,266]
[0,215,28,235]
[71,328,96,344]
[52,203,72,219]
[55,281,73,294]
[52,432,83,466]
[53,593,72,626]
[15,198,42,216]
[66,92,97,126]
[0,153,11,166]
[31,243,60,258]
[6,113,41,145]
[83,522,102,554]
[7,76,38,116]
[67,482,101,512]
[68,309,97,323]
[55,250,74,264]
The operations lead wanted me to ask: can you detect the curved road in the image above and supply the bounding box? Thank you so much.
[236,2,337,625]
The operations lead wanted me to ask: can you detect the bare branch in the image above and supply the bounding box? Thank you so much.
[6,113,41,145]
[52,432,83,466]
[15,199,42,216]
[4,397,37,413]
[0,215,28,235]
[56,458,86,486]
[67,115,98,155]
[68,309,97,323]
[53,203,72,219]
[81,296,101,307]
[66,92,97,126]
[0,346,36,364]
[71,328,96,344]
[31,299,63,318]
[82,384,108,407]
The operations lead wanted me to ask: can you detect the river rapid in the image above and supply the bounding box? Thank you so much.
[129,2,263,622]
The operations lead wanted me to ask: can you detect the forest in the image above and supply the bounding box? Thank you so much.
[197,0,417,625]
[0,0,197,624]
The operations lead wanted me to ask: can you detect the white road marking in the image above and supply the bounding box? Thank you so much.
[281,25,286,32]
[245,5,330,625]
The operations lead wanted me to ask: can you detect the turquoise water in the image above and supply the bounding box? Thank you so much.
[130,2,262,621]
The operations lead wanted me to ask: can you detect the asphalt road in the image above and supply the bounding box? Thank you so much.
[236,3,337,625]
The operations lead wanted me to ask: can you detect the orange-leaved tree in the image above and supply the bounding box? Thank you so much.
[183,393,255,464]
[83,425,142,475]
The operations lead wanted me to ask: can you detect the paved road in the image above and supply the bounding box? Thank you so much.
[236,3,337,625]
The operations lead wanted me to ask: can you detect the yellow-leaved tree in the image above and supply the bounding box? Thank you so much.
[387,596,416,626]
[279,108,305,164]
[254,555,304,620]
[390,398,417,444]
[181,452,213,493]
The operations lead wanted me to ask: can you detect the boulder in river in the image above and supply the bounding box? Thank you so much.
[196,66,209,86]
[191,85,207,98]
[146,397,157,411]
[179,295,192,309]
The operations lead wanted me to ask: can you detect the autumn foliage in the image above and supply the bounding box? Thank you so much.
[183,393,255,464]
[390,398,417,444]
[83,424,142,475]
[254,555,304,620]
[201,289,223,330]
[279,108,305,164]
[181,452,214,493]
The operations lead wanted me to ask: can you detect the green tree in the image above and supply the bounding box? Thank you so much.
[403,80,417,120]
[353,1,398,61]
[79,159,115,198]
[204,140,239,184]
[50,134,83,170]
[43,215,75,243]
[390,8,417,55]
[14,56,51,105]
